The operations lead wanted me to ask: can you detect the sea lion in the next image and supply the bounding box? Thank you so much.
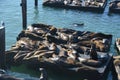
[73,23,84,27]
[11,38,35,51]
[26,25,34,32]
[14,51,31,64]
[114,59,120,66]
[58,28,75,34]
[66,57,76,64]
[17,30,26,40]
[39,45,48,50]
[49,43,57,50]
[57,32,69,41]
[89,44,98,60]
[49,26,57,35]
[32,23,51,29]
[17,30,44,41]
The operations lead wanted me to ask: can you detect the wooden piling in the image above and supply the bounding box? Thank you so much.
[35,0,38,7]
[0,21,6,69]
[21,0,27,30]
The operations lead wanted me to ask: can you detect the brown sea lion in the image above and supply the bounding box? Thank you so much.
[66,57,76,64]
[58,28,75,34]
[14,50,31,64]
[17,30,44,41]
[114,59,120,66]
[31,23,51,29]
[90,33,112,40]
[89,44,98,60]
[57,32,69,41]
[92,40,108,52]
[11,38,36,51]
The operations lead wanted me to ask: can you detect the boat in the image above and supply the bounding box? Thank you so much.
[6,23,113,80]
[115,38,120,52]
[109,0,120,13]
[43,0,108,13]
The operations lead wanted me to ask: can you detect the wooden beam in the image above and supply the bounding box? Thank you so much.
[21,0,27,30]
[0,21,6,69]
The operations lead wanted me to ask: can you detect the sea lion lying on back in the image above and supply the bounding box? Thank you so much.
[17,30,44,41]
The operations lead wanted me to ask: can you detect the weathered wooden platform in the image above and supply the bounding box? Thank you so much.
[6,23,113,80]
[109,0,120,13]
[43,0,107,13]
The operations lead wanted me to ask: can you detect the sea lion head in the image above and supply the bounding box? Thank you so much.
[49,26,57,35]
[26,25,34,32]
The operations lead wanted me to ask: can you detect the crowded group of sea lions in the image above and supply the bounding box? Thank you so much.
[44,0,105,7]
[6,23,112,79]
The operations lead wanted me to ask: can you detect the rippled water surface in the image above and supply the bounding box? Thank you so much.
[0,0,120,79]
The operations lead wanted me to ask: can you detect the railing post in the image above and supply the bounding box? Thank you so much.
[35,0,38,7]
[0,21,6,69]
[21,0,27,30]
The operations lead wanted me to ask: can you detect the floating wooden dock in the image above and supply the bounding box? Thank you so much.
[5,23,113,80]
[43,0,108,13]
[109,0,120,13]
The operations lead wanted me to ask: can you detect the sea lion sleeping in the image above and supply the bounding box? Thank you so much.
[12,38,38,51]
[114,59,120,66]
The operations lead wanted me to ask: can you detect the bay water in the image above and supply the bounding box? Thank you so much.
[0,0,120,80]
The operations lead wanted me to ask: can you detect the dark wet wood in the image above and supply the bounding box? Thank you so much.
[0,26,6,69]
[21,0,27,30]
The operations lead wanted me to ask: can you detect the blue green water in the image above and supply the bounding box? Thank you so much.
[0,0,120,79]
